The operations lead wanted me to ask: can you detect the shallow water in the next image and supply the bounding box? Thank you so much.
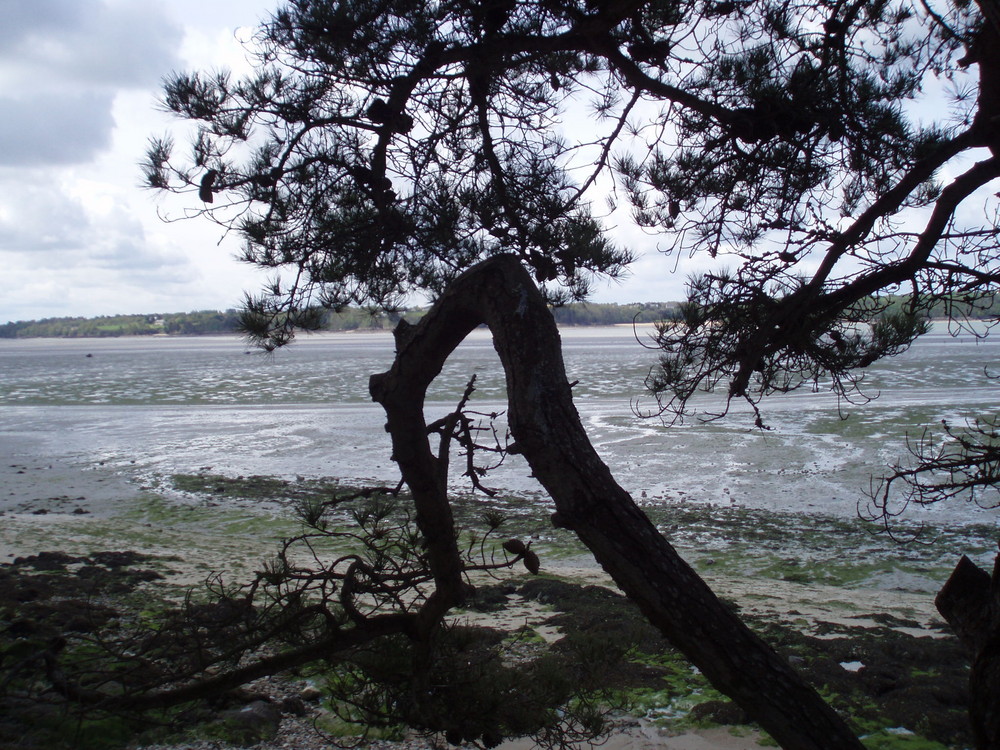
[1,324,998,524]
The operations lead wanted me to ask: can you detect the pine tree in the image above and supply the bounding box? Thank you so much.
[145,0,1000,744]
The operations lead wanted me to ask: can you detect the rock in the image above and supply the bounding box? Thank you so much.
[17,551,78,570]
[224,687,271,706]
[280,696,307,716]
[91,551,144,568]
[299,685,323,702]
[688,699,750,725]
[215,700,281,745]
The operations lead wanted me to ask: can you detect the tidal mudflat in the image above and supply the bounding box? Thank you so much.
[1,327,997,748]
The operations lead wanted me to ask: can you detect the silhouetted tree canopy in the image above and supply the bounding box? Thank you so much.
[145,0,995,346]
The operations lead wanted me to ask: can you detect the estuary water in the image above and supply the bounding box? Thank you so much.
[2,324,999,524]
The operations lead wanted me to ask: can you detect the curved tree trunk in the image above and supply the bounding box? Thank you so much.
[370,255,863,750]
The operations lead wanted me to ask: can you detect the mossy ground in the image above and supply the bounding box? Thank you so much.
[0,470,988,749]
[465,577,970,749]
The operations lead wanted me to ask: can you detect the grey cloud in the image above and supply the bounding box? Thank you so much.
[58,3,185,89]
[0,0,186,167]
[0,1,87,47]
[92,236,189,278]
[0,0,183,91]
[0,92,114,166]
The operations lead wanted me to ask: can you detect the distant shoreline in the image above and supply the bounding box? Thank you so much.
[0,301,680,340]
[0,322,670,342]
[0,316,974,342]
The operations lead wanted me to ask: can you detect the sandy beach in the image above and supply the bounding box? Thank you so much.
[2,439,136,514]
[1,432,151,567]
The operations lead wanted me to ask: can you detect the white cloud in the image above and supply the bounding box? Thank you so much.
[0,0,273,323]
[0,173,192,277]
[0,177,91,252]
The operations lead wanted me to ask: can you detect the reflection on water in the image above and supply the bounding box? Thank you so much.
[1,325,998,521]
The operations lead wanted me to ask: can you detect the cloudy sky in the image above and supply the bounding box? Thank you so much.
[0,0,694,324]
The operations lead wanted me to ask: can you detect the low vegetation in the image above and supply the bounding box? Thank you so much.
[0,472,985,749]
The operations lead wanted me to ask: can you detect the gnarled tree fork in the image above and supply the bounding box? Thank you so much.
[370,254,864,750]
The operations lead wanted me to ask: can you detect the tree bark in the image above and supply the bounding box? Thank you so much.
[936,553,1000,748]
[370,255,863,750]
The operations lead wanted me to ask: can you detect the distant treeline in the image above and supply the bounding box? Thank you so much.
[0,310,243,339]
[550,301,678,326]
[0,302,680,339]
[6,294,998,339]
[879,295,1000,320]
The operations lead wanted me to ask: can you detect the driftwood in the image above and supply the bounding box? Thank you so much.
[370,255,864,750]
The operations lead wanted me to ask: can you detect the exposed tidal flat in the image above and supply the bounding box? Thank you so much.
[1,326,999,748]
